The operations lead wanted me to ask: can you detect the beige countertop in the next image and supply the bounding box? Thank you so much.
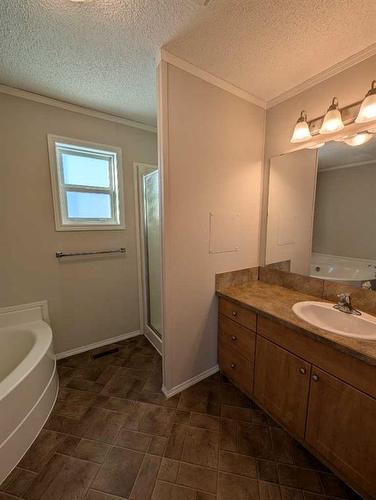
[217,280,376,366]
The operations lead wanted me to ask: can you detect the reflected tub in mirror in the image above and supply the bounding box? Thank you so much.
[265,136,376,290]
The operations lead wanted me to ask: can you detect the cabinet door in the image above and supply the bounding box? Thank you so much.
[254,336,311,438]
[306,368,376,498]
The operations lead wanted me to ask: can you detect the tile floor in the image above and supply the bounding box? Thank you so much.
[0,335,361,500]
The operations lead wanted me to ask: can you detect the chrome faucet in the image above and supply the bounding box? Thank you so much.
[333,293,361,316]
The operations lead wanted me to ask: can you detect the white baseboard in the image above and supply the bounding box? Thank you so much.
[144,326,162,356]
[162,364,219,398]
[55,330,142,360]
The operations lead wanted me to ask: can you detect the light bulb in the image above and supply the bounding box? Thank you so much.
[290,111,312,143]
[355,80,376,124]
[343,133,374,146]
[319,98,344,134]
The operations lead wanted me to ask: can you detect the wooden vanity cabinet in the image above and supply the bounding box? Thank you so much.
[306,367,376,498]
[218,298,256,396]
[254,336,311,439]
[218,341,254,396]
[217,296,376,498]
[219,314,255,361]
[219,298,257,331]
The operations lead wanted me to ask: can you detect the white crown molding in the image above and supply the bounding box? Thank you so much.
[160,49,266,109]
[155,49,162,67]
[267,42,376,109]
[0,84,157,133]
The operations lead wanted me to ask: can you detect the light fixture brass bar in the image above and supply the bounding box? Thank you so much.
[308,100,362,136]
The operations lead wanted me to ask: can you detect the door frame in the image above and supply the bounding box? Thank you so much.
[133,162,162,355]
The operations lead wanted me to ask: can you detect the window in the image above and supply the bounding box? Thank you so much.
[48,135,125,230]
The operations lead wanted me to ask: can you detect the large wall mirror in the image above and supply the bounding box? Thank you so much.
[265,138,376,289]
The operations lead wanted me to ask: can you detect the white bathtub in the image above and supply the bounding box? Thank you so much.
[310,253,376,287]
[0,301,58,485]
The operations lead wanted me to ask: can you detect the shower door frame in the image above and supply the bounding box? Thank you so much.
[134,162,162,355]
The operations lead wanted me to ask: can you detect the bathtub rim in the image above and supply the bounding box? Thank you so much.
[0,363,59,485]
[311,252,376,282]
[0,301,53,402]
[0,321,53,402]
[0,300,50,328]
[309,273,367,283]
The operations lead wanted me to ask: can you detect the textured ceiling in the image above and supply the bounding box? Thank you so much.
[166,0,376,104]
[0,0,202,125]
[1,1,376,126]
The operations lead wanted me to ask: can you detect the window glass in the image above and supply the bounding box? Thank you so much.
[48,135,124,230]
[66,191,112,219]
[61,152,110,188]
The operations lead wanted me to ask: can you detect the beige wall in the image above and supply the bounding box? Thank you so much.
[160,63,265,391]
[0,93,157,354]
[261,54,376,262]
[266,150,317,274]
[313,162,376,260]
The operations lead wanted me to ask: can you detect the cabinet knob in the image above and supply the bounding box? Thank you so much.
[299,367,306,375]
[312,374,319,382]
[232,311,238,317]
[231,335,237,341]
[231,363,236,369]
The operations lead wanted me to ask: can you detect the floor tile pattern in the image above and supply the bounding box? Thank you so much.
[0,335,362,500]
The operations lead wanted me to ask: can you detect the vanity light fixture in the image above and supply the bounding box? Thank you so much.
[355,80,376,124]
[342,132,374,147]
[319,97,344,134]
[290,111,312,143]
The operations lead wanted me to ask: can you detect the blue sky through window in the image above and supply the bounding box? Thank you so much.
[61,153,110,188]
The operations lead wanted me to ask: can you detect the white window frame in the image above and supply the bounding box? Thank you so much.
[48,135,125,231]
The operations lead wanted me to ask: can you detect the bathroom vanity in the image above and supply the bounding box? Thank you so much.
[217,280,376,499]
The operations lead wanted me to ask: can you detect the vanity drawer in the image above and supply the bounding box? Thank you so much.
[219,314,255,361]
[219,298,257,331]
[218,341,253,396]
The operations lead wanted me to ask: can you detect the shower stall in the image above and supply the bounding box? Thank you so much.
[135,164,162,352]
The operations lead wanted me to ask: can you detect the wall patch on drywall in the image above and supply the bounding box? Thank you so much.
[209,211,240,254]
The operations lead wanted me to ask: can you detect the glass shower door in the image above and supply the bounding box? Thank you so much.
[143,170,162,336]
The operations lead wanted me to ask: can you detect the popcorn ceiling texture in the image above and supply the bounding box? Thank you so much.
[166,0,376,103]
[1,0,376,124]
[0,0,201,125]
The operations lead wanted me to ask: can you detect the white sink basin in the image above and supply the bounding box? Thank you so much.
[292,301,376,340]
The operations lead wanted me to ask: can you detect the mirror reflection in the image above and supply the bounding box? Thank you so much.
[266,137,376,289]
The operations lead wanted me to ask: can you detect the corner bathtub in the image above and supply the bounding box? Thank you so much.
[310,253,376,287]
[0,302,58,484]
